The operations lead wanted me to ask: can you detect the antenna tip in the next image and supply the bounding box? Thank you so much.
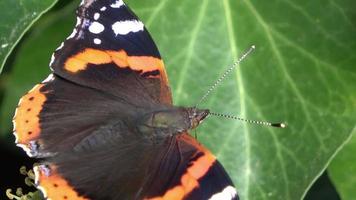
[251,45,256,49]
[271,123,287,128]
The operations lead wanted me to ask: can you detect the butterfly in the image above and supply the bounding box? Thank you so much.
[13,0,238,199]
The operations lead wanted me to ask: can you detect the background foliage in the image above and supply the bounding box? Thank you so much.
[1,0,355,199]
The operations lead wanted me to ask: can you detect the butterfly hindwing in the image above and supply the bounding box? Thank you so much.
[145,134,238,200]
[39,131,167,200]
[34,134,238,200]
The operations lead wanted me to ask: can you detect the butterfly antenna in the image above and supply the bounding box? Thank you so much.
[195,45,256,107]
[209,112,286,128]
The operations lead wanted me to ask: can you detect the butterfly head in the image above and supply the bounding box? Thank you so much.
[186,107,210,130]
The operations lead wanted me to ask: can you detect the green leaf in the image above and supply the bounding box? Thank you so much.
[1,0,355,200]
[132,0,356,199]
[0,1,77,135]
[328,128,356,200]
[130,0,356,199]
[0,0,58,73]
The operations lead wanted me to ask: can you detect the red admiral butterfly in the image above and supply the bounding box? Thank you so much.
[13,0,240,199]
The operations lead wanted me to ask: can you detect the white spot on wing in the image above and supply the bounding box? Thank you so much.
[16,143,35,157]
[64,17,81,40]
[56,42,64,50]
[12,118,17,132]
[111,0,124,8]
[42,74,54,83]
[16,140,44,157]
[67,29,77,39]
[13,129,18,142]
[33,166,40,184]
[75,16,82,27]
[94,38,102,44]
[1,43,8,48]
[94,13,100,20]
[112,20,144,35]
[89,21,105,34]
[34,165,49,198]
[209,186,237,200]
[49,54,55,66]
[100,6,107,11]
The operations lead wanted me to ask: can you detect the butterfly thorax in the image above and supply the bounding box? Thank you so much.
[137,107,209,136]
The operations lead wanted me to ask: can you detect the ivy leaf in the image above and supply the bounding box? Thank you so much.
[1,0,355,200]
[328,129,356,200]
[0,1,77,135]
[0,0,58,73]
[131,1,356,199]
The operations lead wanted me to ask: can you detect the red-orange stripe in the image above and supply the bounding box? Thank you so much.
[34,165,88,200]
[64,48,167,82]
[147,152,216,200]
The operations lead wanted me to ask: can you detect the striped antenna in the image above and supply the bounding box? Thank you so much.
[209,112,286,128]
[195,45,256,107]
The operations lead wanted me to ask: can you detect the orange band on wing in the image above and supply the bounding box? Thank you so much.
[64,48,167,82]
[65,49,112,72]
[34,165,88,200]
[147,152,216,200]
[13,84,47,145]
[127,56,164,73]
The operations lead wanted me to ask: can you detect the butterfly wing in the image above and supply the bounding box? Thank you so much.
[15,73,167,199]
[14,0,172,199]
[51,0,171,105]
[145,133,239,200]
[33,133,238,200]
[35,128,167,200]
[13,0,238,199]
[13,74,142,199]
[14,0,171,157]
